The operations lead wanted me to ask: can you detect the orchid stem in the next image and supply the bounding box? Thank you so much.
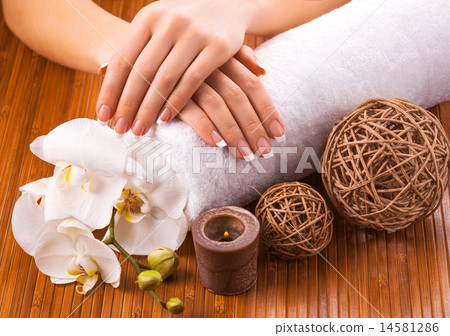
[103,210,167,309]
[150,290,167,309]
[137,262,152,270]
[112,241,141,274]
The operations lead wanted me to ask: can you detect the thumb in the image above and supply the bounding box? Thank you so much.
[234,45,266,77]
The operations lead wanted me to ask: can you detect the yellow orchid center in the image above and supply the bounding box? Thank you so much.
[114,189,150,223]
[61,164,89,191]
[67,257,99,295]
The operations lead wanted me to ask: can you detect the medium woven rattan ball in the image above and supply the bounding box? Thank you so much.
[322,98,450,232]
[255,182,333,259]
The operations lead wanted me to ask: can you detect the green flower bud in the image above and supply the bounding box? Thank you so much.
[136,270,162,291]
[147,246,179,279]
[166,297,185,314]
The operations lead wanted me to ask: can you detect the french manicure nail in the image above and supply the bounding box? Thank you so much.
[98,120,108,127]
[257,137,272,158]
[132,120,146,136]
[156,107,172,126]
[269,119,285,143]
[114,117,129,134]
[98,104,112,122]
[210,130,227,148]
[238,140,256,161]
[256,58,266,76]
[98,61,109,75]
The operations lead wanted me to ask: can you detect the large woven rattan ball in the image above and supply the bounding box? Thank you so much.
[255,182,333,259]
[322,98,450,232]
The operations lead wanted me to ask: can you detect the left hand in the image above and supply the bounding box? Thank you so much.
[96,0,262,135]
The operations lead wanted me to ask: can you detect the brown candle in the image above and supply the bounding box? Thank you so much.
[192,206,260,295]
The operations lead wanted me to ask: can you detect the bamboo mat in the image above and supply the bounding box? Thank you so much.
[0,1,449,318]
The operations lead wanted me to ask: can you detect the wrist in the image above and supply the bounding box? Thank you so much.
[92,18,131,73]
[229,0,267,31]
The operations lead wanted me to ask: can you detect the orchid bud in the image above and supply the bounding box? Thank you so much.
[136,270,162,291]
[147,247,179,279]
[166,297,185,314]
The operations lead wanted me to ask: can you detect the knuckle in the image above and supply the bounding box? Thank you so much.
[243,73,261,91]
[187,70,204,85]
[222,122,241,135]
[111,57,131,72]
[222,83,245,102]
[167,91,184,110]
[259,102,277,118]
[194,113,210,126]
[201,90,223,107]
[157,72,176,89]
[244,120,262,133]
[212,36,230,52]
[118,98,137,115]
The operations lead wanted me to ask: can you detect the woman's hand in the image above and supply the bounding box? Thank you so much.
[96,0,263,135]
[180,46,285,161]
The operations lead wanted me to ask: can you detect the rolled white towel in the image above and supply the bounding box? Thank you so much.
[150,0,450,220]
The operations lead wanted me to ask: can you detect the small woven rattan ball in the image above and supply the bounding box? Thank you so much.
[255,182,333,259]
[322,98,450,232]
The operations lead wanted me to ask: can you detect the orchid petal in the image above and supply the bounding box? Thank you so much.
[11,193,60,256]
[76,274,98,294]
[42,176,72,222]
[63,165,89,186]
[51,276,77,284]
[125,208,147,224]
[45,171,125,230]
[34,232,77,279]
[75,235,121,287]
[126,174,187,219]
[57,219,94,241]
[30,118,127,176]
[19,178,49,197]
[76,256,98,277]
[124,136,172,183]
[113,212,188,255]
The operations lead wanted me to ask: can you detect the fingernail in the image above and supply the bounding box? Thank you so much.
[132,120,146,136]
[238,140,256,162]
[210,130,227,148]
[98,120,108,127]
[98,104,112,122]
[98,61,109,75]
[156,107,172,126]
[114,117,129,134]
[257,137,272,158]
[256,58,266,76]
[269,119,285,143]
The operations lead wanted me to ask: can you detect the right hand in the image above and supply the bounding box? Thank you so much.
[180,45,285,160]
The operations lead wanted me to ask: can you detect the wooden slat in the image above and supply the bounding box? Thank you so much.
[0,1,449,318]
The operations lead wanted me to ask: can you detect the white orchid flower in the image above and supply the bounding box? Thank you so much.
[12,191,121,294]
[106,172,188,256]
[34,219,121,294]
[30,118,127,230]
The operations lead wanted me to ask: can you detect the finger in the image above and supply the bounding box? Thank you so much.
[132,39,204,131]
[206,70,273,158]
[159,46,230,124]
[193,82,255,161]
[178,100,225,148]
[95,13,154,125]
[220,58,285,143]
[234,45,265,76]
[112,31,174,135]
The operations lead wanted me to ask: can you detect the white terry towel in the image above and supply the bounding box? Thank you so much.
[151,0,450,220]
